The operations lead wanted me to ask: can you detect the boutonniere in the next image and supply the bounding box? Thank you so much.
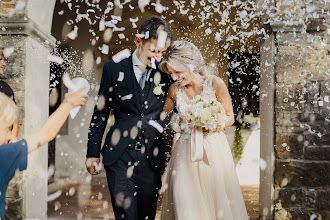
[153,83,165,96]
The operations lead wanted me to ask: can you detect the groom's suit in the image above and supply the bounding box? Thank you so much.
[87,54,171,220]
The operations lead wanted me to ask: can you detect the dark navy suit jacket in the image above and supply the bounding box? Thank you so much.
[87,56,171,170]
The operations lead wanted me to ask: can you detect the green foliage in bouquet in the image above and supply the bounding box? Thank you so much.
[233,125,244,160]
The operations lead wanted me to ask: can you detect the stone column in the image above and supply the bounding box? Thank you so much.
[0,0,56,219]
[270,2,330,219]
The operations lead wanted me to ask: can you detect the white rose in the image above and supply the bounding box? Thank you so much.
[153,85,163,95]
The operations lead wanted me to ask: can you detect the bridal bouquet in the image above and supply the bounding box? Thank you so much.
[171,96,228,133]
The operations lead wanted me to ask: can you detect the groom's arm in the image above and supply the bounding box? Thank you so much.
[87,62,113,158]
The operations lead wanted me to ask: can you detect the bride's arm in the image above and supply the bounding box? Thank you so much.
[163,84,176,116]
[213,76,235,129]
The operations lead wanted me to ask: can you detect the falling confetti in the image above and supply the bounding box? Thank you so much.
[47,190,62,202]
[112,49,131,63]
[47,55,64,65]
[148,120,164,133]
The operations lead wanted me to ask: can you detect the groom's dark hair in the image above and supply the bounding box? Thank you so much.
[138,15,173,44]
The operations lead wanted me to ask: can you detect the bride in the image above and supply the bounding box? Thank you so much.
[159,40,249,220]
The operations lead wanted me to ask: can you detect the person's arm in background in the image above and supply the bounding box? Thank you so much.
[25,88,87,153]
[9,120,19,142]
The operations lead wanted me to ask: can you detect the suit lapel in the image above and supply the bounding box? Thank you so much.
[146,69,163,109]
[122,56,141,111]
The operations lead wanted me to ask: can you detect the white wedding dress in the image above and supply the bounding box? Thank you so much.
[160,75,249,220]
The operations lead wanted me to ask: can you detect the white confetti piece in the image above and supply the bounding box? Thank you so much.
[121,94,133,100]
[48,165,55,179]
[62,73,90,119]
[111,15,122,21]
[310,214,318,220]
[93,161,102,172]
[259,158,267,171]
[157,30,167,48]
[15,0,26,12]
[215,32,222,42]
[148,120,164,133]
[205,28,212,34]
[47,190,62,202]
[138,0,150,12]
[136,33,145,38]
[101,44,109,54]
[151,57,156,69]
[118,33,125,39]
[318,101,323,106]
[155,1,165,13]
[153,147,159,157]
[145,31,149,39]
[47,55,64,65]
[113,26,125,32]
[66,26,78,40]
[3,47,14,57]
[117,72,125,81]
[130,17,138,22]
[112,49,131,63]
[127,166,134,178]
[325,96,329,102]
[99,18,105,31]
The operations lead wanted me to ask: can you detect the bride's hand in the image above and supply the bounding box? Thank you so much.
[202,127,216,136]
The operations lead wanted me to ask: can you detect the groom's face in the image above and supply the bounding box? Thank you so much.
[135,37,167,67]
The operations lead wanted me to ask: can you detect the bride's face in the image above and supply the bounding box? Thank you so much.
[166,63,191,87]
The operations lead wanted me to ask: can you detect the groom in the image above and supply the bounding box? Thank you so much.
[86,16,173,220]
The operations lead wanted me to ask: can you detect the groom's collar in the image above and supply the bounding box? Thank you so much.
[132,50,146,71]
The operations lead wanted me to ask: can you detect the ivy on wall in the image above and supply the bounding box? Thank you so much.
[233,125,244,160]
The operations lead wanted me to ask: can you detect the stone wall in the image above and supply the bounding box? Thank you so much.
[273,26,330,220]
[0,0,25,18]
[0,35,26,219]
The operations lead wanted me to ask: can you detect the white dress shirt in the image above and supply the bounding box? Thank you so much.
[132,50,151,83]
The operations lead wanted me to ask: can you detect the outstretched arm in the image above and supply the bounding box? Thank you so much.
[9,120,19,142]
[25,88,87,153]
[213,77,235,129]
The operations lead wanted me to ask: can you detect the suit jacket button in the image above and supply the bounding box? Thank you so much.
[141,114,144,117]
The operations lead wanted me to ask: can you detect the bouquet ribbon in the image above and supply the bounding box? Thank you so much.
[191,126,209,165]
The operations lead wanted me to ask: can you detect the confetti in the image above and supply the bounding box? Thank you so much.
[121,94,133,100]
[101,44,109,55]
[3,47,14,57]
[148,120,164,133]
[157,30,167,48]
[93,161,102,171]
[117,72,125,81]
[112,49,131,63]
[47,190,62,202]
[66,26,78,40]
[47,55,64,65]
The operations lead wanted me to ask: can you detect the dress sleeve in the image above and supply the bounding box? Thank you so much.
[0,139,28,182]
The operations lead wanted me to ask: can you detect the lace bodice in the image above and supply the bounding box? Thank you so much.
[174,75,226,139]
[175,75,217,114]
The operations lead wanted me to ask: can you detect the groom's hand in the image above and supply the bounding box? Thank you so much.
[85,157,100,175]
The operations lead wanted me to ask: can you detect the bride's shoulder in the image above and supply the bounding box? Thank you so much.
[211,75,225,88]
[167,83,177,100]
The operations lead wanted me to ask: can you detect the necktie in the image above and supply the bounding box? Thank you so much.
[139,68,149,89]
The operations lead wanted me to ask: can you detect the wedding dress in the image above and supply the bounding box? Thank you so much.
[160,75,249,220]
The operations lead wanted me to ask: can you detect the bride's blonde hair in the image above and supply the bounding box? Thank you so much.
[159,40,206,75]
